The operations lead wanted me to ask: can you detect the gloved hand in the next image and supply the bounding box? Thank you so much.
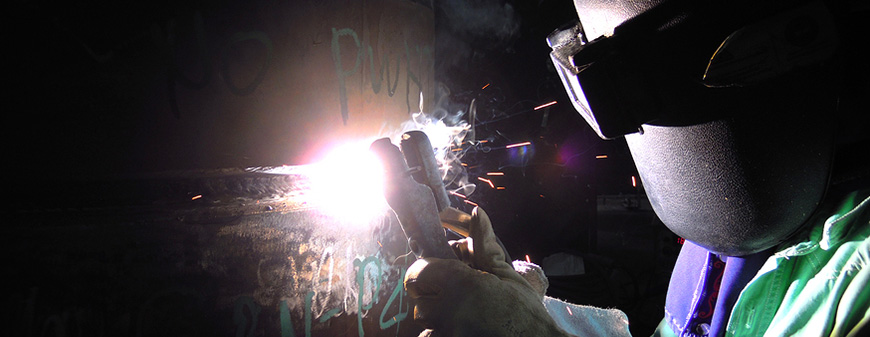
[404,207,574,337]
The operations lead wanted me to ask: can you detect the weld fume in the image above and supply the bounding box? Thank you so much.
[435,0,521,80]
[384,87,477,201]
[438,0,520,47]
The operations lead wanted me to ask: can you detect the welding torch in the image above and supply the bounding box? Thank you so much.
[370,131,510,262]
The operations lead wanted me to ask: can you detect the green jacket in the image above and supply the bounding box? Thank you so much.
[655,190,869,337]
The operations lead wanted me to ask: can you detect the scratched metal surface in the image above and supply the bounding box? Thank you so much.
[5,168,421,337]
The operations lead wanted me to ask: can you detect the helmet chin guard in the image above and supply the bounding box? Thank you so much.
[625,94,834,256]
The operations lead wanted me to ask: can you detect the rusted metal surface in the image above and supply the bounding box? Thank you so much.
[7,168,422,337]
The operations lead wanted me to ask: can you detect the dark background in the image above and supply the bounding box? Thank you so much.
[432,0,648,252]
[432,2,678,334]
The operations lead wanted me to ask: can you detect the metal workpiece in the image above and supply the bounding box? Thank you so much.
[370,137,457,260]
[8,165,420,337]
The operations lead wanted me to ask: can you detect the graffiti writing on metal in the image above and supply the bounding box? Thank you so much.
[331,27,433,124]
[16,253,411,337]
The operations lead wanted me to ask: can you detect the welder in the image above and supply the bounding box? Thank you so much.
[400,0,869,336]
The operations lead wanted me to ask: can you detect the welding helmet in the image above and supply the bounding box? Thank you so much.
[550,0,847,256]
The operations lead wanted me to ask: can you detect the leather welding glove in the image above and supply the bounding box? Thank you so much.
[404,207,574,337]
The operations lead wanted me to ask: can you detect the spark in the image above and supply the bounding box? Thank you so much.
[477,177,495,188]
[486,172,504,176]
[566,306,573,316]
[631,175,637,188]
[533,100,557,110]
[191,195,203,200]
[595,155,608,159]
[482,83,490,90]
[464,200,478,207]
[525,254,531,263]
[496,186,506,190]
[450,191,467,199]
[505,141,531,149]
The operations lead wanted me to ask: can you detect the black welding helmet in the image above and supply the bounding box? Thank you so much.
[549,0,844,256]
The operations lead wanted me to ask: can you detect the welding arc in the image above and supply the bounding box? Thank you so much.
[400,130,451,212]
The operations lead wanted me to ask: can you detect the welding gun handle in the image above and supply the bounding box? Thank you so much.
[397,181,458,260]
[370,138,458,260]
[400,130,452,213]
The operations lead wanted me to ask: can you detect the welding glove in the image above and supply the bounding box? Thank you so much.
[404,207,574,337]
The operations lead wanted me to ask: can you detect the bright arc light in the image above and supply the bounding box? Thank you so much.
[306,142,388,226]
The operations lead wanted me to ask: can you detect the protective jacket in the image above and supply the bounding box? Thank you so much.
[655,190,869,337]
[544,190,869,337]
